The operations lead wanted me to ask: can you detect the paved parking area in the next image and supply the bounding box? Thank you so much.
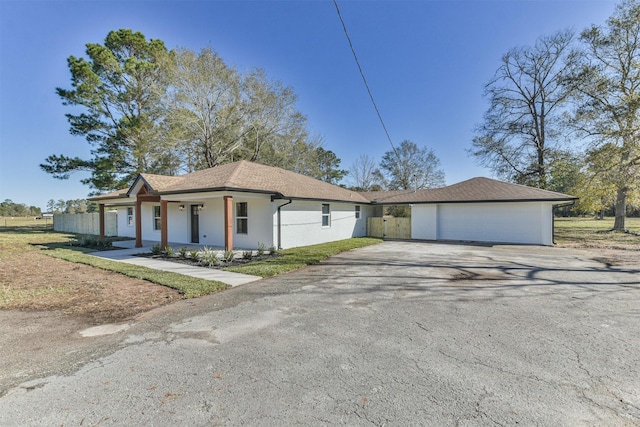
[1,241,639,426]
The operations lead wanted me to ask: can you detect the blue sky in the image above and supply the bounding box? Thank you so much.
[0,0,617,210]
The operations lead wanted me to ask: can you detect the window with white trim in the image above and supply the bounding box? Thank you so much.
[322,203,331,227]
[127,207,134,226]
[153,206,161,231]
[236,202,248,234]
[355,205,361,219]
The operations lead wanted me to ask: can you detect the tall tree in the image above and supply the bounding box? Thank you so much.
[165,47,244,169]
[241,68,310,164]
[310,147,348,184]
[349,154,385,191]
[41,29,171,191]
[380,140,445,190]
[470,30,577,188]
[572,0,640,230]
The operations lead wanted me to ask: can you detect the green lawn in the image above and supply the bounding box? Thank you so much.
[554,217,640,248]
[224,237,383,277]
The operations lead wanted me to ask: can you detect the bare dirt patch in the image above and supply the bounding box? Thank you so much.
[0,251,180,324]
[0,229,184,393]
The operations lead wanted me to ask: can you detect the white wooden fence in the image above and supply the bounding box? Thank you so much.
[53,212,118,236]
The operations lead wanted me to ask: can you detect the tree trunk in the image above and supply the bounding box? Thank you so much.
[612,187,627,231]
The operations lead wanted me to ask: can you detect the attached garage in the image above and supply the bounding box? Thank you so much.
[412,201,554,245]
[364,177,576,246]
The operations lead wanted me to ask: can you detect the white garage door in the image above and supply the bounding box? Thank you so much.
[436,202,550,245]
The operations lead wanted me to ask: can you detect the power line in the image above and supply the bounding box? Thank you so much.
[333,0,399,159]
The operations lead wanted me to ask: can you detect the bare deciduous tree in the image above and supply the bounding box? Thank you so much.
[470,30,577,189]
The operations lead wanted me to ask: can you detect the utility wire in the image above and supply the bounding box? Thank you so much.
[333,0,399,159]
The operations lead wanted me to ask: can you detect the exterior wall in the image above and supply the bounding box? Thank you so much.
[410,202,553,245]
[140,203,162,243]
[232,196,274,249]
[54,212,118,236]
[411,205,437,240]
[115,207,136,238]
[276,201,371,249]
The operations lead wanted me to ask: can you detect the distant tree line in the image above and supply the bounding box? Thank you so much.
[470,0,640,229]
[0,200,42,217]
[46,199,98,214]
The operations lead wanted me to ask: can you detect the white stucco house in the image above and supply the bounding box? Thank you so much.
[91,161,576,249]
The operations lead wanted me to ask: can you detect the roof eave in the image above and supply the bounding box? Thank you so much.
[371,197,578,205]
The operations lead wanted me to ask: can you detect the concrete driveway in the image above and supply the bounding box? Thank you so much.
[1,241,639,426]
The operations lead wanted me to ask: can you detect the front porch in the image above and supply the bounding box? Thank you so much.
[97,192,245,251]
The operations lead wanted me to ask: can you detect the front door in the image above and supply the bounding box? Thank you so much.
[190,204,200,243]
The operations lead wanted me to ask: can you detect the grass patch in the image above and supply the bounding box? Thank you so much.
[0,285,72,306]
[44,247,228,298]
[224,237,382,277]
[555,217,640,249]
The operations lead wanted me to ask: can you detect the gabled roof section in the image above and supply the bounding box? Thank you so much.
[133,161,370,203]
[360,177,577,204]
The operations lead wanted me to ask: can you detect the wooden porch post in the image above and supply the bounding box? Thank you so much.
[224,196,233,251]
[161,199,168,249]
[98,204,105,240]
[135,198,143,248]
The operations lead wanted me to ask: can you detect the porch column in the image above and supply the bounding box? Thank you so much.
[160,199,168,249]
[98,204,105,240]
[224,195,233,251]
[135,198,142,248]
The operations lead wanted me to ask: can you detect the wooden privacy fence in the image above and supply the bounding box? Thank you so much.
[367,217,411,239]
[54,212,118,236]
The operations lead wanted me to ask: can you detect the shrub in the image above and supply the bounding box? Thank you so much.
[242,250,253,260]
[223,250,235,263]
[151,243,163,255]
[178,247,188,259]
[257,242,266,257]
[268,244,278,254]
[73,235,113,249]
[189,249,200,260]
[200,249,219,267]
[164,246,174,257]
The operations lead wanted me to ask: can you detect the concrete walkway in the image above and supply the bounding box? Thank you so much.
[89,241,262,287]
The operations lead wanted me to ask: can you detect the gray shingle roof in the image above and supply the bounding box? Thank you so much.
[360,177,577,204]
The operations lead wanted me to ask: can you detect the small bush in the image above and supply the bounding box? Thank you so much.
[242,250,253,260]
[151,243,163,255]
[257,242,266,257]
[189,249,200,260]
[164,246,174,257]
[200,248,219,267]
[268,245,278,255]
[178,247,188,259]
[73,235,113,249]
[223,250,235,263]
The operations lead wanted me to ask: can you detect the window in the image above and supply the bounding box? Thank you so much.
[127,207,134,226]
[355,205,361,219]
[236,202,248,234]
[153,206,161,231]
[322,203,330,227]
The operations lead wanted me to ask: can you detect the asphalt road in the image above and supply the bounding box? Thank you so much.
[1,241,639,426]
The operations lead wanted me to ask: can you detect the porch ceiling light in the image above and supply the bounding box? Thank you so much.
[179,204,185,211]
